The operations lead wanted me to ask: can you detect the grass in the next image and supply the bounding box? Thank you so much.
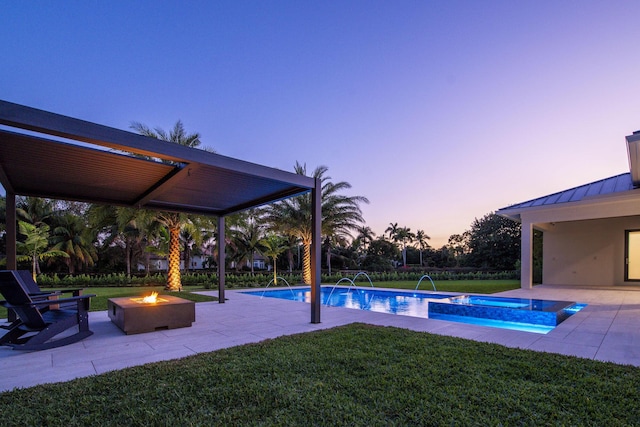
[83,286,216,311]
[0,279,518,319]
[359,279,521,294]
[1,280,518,319]
[1,323,638,426]
[0,286,216,318]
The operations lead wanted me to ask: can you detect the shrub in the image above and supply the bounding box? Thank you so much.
[33,269,518,289]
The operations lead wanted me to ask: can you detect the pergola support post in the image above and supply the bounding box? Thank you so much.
[217,216,225,303]
[520,220,533,289]
[6,191,16,270]
[310,177,322,323]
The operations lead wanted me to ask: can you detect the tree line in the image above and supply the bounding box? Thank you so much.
[0,196,526,281]
[0,121,529,289]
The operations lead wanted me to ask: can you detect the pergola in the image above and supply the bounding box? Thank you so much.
[0,100,322,322]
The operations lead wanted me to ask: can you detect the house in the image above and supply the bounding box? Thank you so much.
[229,253,267,271]
[138,253,267,272]
[137,255,210,272]
[498,131,640,289]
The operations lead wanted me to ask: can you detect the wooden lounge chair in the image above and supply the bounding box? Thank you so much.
[0,270,95,351]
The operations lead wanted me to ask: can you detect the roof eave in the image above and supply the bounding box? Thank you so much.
[498,188,640,224]
[626,132,640,187]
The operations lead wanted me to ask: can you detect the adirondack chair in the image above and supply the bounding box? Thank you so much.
[14,270,84,297]
[4,270,84,324]
[0,271,95,351]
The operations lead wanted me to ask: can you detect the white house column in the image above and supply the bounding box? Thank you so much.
[520,220,533,289]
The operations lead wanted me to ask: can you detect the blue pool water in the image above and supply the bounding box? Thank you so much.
[243,287,586,334]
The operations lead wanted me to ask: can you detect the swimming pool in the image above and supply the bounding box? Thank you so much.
[242,286,586,334]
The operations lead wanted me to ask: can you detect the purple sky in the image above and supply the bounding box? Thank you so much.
[2,1,640,247]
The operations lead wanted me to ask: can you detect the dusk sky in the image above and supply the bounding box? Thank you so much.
[3,1,640,247]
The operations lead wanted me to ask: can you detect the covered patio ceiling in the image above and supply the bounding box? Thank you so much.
[0,100,315,216]
[0,100,322,322]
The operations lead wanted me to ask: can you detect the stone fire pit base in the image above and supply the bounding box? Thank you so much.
[108,295,196,335]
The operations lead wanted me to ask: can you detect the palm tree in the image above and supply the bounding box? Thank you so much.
[355,226,376,252]
[353,225,376,266]
[145,225,171,267]
[16,221,68,281]
[89,205,151,275]
[323,233,349,275]
[16,197,54,227]
[180,214,214,273]
[230,209,265,274]
[130,120,204,291]
[16,197,56,274]
[284,234,300,272]
[385,222,399,241]
[394,227,415,267]
[259,234,287,285]
[158,212,189,290]
[50,212,98,274]
[415,229,431,267]
[266,162,368,284]
[130,120,203,150]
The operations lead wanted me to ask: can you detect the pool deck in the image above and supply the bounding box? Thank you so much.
[2,285,640,393]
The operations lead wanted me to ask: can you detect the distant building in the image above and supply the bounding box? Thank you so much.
[139,253,267,271]
[138,255,209,272]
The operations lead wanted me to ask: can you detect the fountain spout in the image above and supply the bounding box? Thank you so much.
[415,275,436,292]
[324,271,375,306]
[260,276,295,298]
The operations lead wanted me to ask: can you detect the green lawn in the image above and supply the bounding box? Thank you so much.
[0,280,520,319]
[0,280,518,319]
[356,279,521,294]
[83,286,216,311]
[0,286,216,318]
[1,323,638,426]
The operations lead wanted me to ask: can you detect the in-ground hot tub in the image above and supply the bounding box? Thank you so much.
[108,295,195,335]
[428,295,579,328]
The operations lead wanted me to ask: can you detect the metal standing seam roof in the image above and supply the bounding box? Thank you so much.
[498,173,634,212]
[0,100,316,216]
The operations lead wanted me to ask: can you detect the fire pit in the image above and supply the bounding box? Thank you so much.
[108,293,196,335]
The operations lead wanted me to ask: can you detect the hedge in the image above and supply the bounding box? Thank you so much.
[34,270,518,289]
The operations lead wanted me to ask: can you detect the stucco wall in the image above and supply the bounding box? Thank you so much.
[543,216,640,286]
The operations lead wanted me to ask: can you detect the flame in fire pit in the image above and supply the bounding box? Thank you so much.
[142,291,159,304]
[130,291,169,304]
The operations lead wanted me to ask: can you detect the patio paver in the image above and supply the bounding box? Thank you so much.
[2,285,640,393]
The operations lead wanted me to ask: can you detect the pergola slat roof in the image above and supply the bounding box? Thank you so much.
[0,100,322,323]
[0,100,315,215]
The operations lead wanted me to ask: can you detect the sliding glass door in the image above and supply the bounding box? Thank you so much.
[625,230,640,281]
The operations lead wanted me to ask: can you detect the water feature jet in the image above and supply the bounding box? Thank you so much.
[325,272,375,306]
[415,274,436,292]
[260,276,295,299]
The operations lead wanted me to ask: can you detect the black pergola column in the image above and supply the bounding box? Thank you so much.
[217,215,225,303]
[311,177,322,323]
[5,191,16,270]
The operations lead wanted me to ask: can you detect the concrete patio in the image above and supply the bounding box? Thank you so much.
[2,285,640,393]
